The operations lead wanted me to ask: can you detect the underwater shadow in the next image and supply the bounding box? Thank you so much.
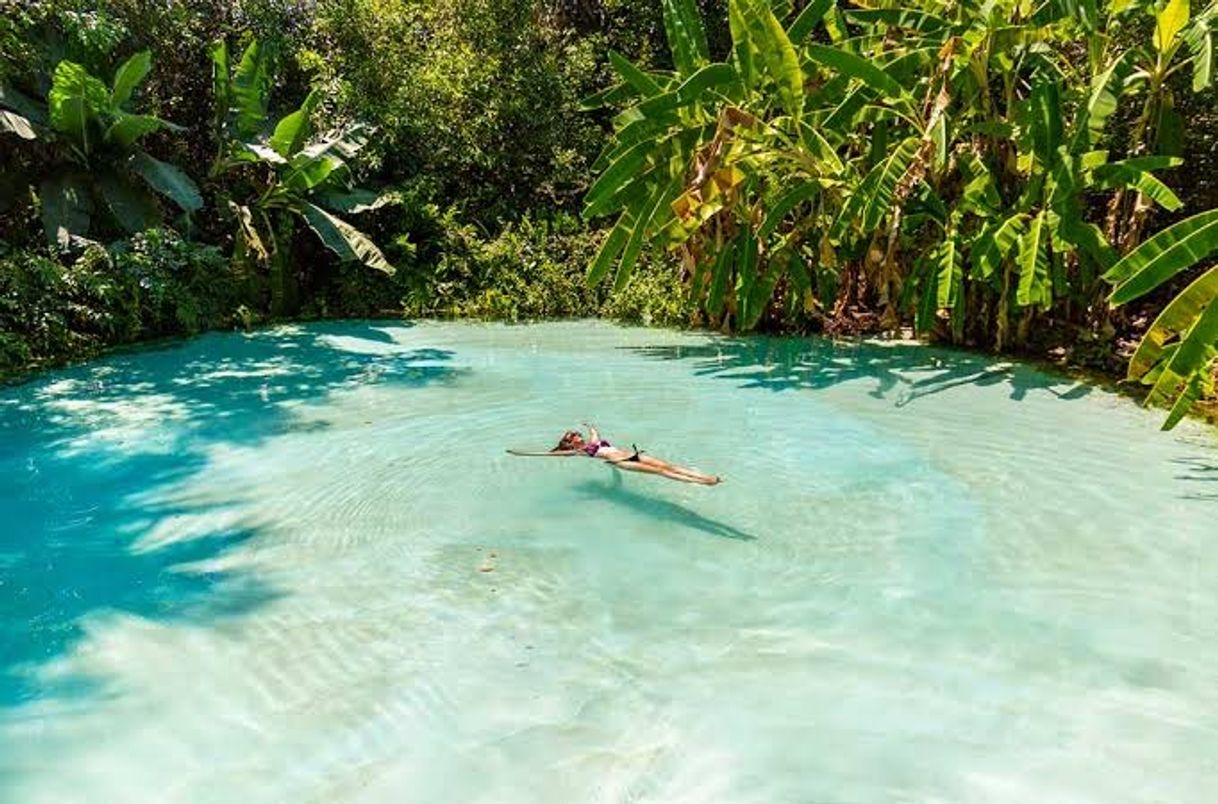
[572,475,756,541]
[0,321,462,708]
[623,335,1094,407]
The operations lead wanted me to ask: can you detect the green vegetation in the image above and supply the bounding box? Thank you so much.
[0,0,1216,426]
[585,0,1217,426]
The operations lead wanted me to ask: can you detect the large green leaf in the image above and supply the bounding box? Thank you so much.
[111,50,151,110]
[735,0,804,118]
[860,136,920,231]
[615,182,675,291]
[298,123,371,160]
[39,172,93,246]
[587,215,633,286]
[1145,295,1218,421]
[130,151,203,212]
[741,254,785,330]
[1017,210,1052,307]
[972,213,1027,281]
[231,40,271,139]
[284,154,344,192]
[798,123,844,172]
[608,51,663,97]
[661,0,710,77]
[105,113,165,148]
[317,188,400,214]
[805,44,905,99]
[1184,16,1212,91]
[210,39,230,130]
[1060,217,1117,271]
[936,232,962,310]
[578,82,637,111]
[1028,80,1063,168]
[674,62,741,104]
[583,136,661,219]
[1075,50,1138,147]
[845,8,951,32]
[735,227,758,322]
[268,90,320,158]
[1154,0,1190,53]
[1106,209,1218,303]
[787,0,833,40]
[1161,371,1211,430]
[48,61,109,153]
[1091,158,1183,211]
[98,169,160,233]
[706,240,737,316]
[1128,265,1218,380]
[298,201,394,274]
[760,181,819,238]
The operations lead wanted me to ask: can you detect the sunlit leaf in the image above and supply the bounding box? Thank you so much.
[48,61,109,152]
[1106,210,1218,303]
[110,50,151,110]
[1154,0,1190,53]
[1017,210,1052,307]
[1128,265,1218,380]
[298,201,394,274]
[661,0,710,77]
[269,90,321,158]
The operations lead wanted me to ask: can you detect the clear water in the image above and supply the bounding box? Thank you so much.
[2,320,1216,803]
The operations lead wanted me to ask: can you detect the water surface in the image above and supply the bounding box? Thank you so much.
[2,321,1216,802]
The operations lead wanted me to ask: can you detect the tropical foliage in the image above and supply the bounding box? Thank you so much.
[1,0,1217,427]
[583,0,1217,426]
[209,38,394,313]
[0,51,201,246]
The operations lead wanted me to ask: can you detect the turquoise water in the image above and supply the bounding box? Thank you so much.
[1,320,1216,802]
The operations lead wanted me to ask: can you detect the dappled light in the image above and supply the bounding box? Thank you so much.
[1,321,1215,802]
[0,322,458,707]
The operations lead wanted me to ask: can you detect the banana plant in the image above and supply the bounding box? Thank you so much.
[1105,209,1218,428]
[582,0,844,331]
[1104,0,1216,250]
[583,0,1218,414]
[210,39,393,312]
[0,52,201,246]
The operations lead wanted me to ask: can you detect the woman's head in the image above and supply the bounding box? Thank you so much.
[554,430,584,451]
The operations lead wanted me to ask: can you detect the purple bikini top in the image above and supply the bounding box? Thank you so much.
[584,439,608,456]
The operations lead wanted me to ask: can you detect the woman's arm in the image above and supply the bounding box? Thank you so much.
[582,421,601,443]
[506,449,583,457]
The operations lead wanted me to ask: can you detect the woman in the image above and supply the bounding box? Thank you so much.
[550,423,721,486]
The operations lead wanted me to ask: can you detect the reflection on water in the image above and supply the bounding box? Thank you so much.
[1,320,1215,803]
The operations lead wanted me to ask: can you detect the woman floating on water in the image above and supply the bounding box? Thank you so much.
[510,423,721,485]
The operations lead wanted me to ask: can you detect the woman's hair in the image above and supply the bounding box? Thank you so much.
[554,430,582,451]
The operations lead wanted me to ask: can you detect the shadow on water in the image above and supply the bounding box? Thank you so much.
[572,474,756,542]
[623,335,1095,406]
[1172,456,1218,501]
[0,321,461,707]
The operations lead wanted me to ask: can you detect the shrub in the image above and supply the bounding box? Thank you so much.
[0,230,236,373]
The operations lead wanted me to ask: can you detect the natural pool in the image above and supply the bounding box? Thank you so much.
[1,320,1216,802]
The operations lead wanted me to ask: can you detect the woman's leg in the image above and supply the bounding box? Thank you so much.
[636,454,720,483]
[611,461,718,485]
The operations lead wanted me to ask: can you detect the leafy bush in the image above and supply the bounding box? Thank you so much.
[0,230,235,373]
